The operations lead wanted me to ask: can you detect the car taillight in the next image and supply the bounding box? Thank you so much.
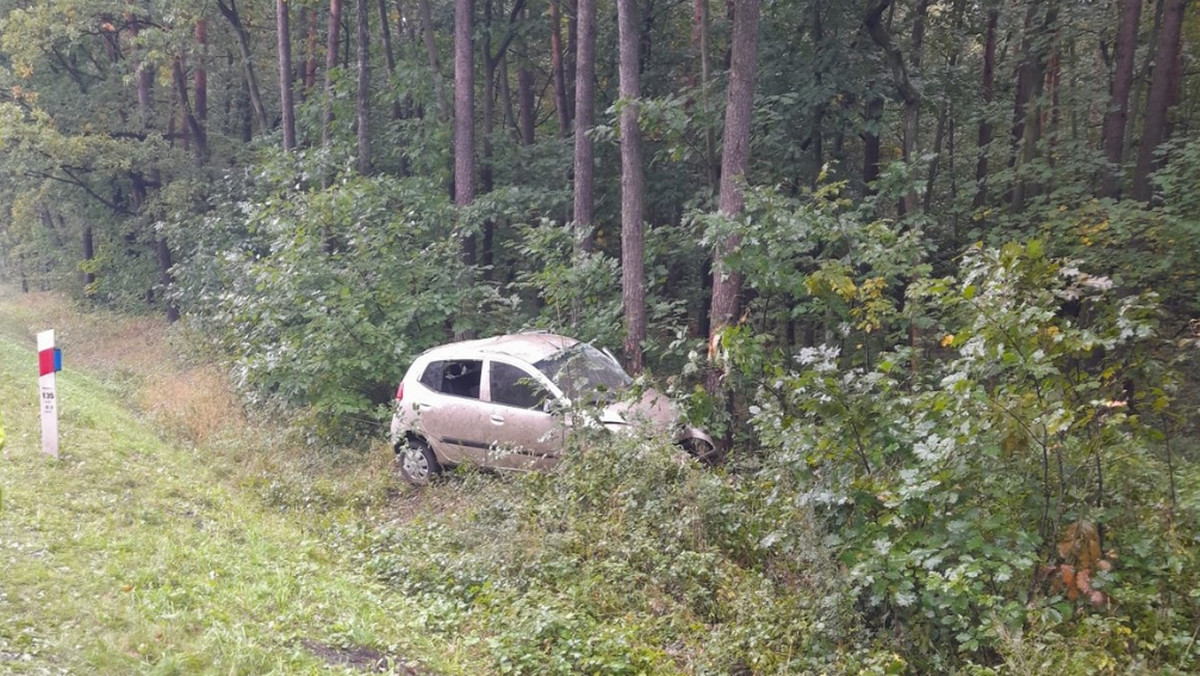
[395,382,404,401]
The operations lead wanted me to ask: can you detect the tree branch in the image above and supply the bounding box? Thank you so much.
[862,0,918,106]
[26,168,134,215]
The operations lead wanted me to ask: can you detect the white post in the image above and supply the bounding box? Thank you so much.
[37,330,59,458]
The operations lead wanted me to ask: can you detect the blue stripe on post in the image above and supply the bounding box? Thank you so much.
[54,348,62,372]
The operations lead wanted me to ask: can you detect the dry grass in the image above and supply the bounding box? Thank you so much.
[2,290,173,374]
[140,367,245,445]
[0,289,250,448]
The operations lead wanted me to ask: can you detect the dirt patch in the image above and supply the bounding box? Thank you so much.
[301,639,429,674]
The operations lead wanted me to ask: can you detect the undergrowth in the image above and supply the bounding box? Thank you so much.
[358,432,901,674]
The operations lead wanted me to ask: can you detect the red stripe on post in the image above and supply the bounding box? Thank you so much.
[39,349,55,376]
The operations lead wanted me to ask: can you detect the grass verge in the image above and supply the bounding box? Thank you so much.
[0,290,482,674]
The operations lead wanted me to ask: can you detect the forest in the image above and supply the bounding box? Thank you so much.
[0,0,1198,671]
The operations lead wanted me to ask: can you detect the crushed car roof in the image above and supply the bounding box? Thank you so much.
[419,332,579,364]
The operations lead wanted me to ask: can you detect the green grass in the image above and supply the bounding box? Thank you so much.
[0,294,482,674]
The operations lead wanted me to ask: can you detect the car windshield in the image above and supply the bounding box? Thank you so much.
[534,343,632,402]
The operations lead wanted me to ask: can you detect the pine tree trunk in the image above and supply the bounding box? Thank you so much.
[455,0,476,264]
[1132,0,1186,202]
[616,0,645,373]
[278,0,297,151]
[377,0,401,119]
[356,0,371,172]
[573,0,596,253]
[306,9,319,93]
[693,0,717,194]
[550,0,570,137]
[566,0,577,115]
[707,0,760,393]
[195,20,208,130]
[420,0,449,121]
[518,4,536,145]
[323,0,343,148]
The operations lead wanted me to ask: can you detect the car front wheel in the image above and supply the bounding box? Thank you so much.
[397,438,441,485]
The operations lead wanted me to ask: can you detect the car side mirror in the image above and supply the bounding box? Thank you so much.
[543,397,570,415]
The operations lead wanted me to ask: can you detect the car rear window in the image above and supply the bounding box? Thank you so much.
[420,360,482,399]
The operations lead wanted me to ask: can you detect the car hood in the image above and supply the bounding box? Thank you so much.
[597,387,678,429]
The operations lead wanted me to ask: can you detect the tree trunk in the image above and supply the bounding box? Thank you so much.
[378,0,401,119]
[924,0,965,212]
[481,0,496,269]
[517,4,536,145]
[706,0,759,392]
[694,0,718,194]
[617,0,646,373]
[420,0,449,121]
[573,0,596,253]
[1099,0,1141,198]
[550,0,570,137]
[807,0,825,191]
[195,20,208,130]
[1007,1,1057,212]
[157,238,179,323]
[863,94,883,190]
[455,0,476,264]
[863,0,922,215]
[82,225,95,287]
[356,0,371,173]
[974,6,998,209]
[137,63,154,134]
[499,53,518,141]
[278,0,297,151]
[216,0,271,134]
[566,0,577,115]
[306,9,319,93]
[172,56,208,161]
[1132,0,1186,202]
[323,0,343,148]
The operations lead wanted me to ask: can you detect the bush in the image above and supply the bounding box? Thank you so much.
[361,429,882,673]
[727,241,1197,671]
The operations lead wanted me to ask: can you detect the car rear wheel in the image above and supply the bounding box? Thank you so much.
[397,438,441,485]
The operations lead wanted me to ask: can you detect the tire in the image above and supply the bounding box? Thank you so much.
[397,438,441,485]
[681,437,722,465]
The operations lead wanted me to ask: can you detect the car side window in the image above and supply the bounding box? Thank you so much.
[420,360,482,399]
[489,362,546,410]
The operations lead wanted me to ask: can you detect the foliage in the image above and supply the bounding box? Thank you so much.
[726,241,1197,670]
[362,430,898,674]
[0,0,1198,670]
[169,152,515,435]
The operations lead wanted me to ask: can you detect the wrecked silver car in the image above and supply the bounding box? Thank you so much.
[390,332,714,484]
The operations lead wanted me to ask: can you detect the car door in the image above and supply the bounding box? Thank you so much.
[483,359,565,470]
[408,358,491,465]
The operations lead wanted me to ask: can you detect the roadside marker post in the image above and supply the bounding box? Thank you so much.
[37,330,61,459]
